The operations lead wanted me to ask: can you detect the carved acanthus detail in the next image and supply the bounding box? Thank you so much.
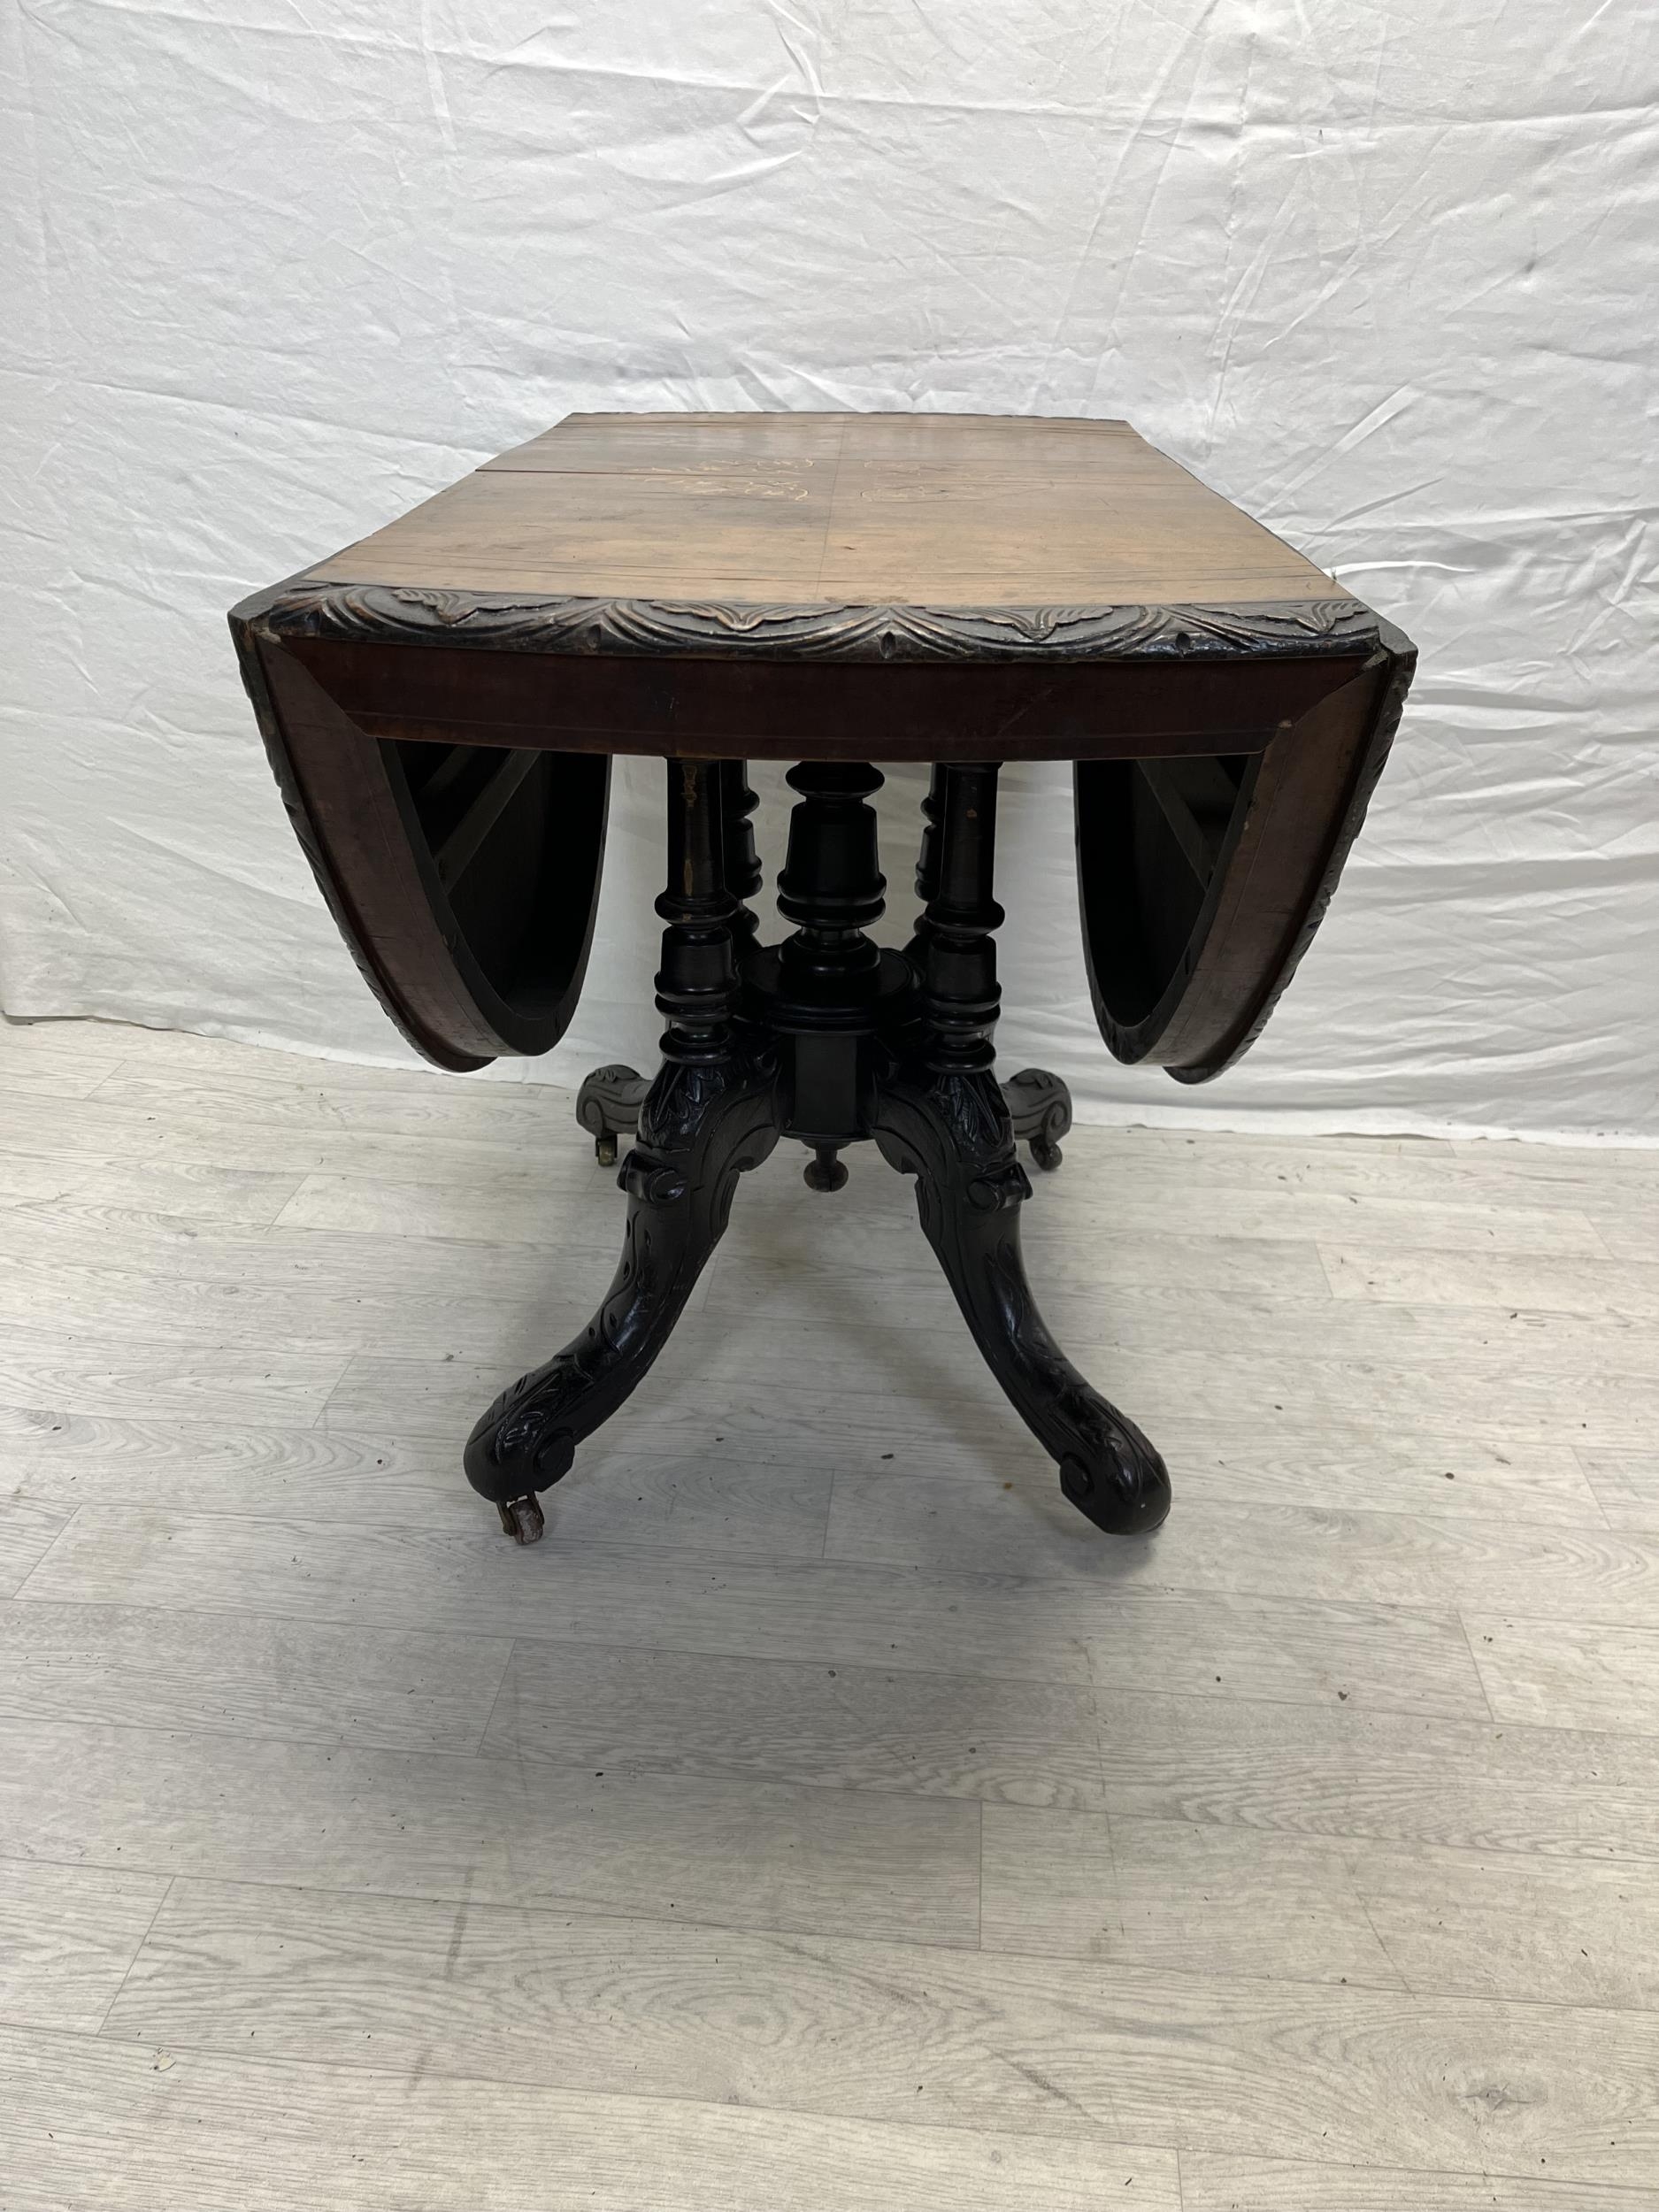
[254,580,1382,665]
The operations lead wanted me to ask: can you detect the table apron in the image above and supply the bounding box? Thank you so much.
[281,638,1371,763]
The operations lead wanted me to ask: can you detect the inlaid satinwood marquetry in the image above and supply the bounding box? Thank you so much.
[231,408,1414,1556]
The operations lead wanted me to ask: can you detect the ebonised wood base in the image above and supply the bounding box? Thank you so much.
[464,758,1171,1545]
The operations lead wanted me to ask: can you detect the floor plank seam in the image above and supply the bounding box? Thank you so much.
[4,1503,83,1602]
[1576,1212,1622,1261]
[1084,1671,1113,1820]
[1180,2147,1659,2198]
[1099,1807,1128,1951]
[974,1795,984,1949]
[88,1873,175,2037]
[3,1596,1118,1703]
[27,1509,1659,1655]
[17,1849,1659,2018]
[13,1463,1635,1544]
[1349,1870,1417,2000]
[0,1696,1112,1816]
[470,1636,518,1756]
[1569,1442,1622,1532]
[311,1354,370,1432]
[1455,1607,1502,1724]
[13,1589,1659,1756]
[74,2021,1173,2157]
[56,1862,987,1961]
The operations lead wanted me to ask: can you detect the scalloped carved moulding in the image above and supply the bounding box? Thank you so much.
[251,580,1386,666]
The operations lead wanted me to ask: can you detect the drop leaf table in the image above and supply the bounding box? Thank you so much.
[231,411,1413,1546]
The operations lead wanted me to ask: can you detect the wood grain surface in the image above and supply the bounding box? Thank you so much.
[311,412,1348,608]
[0,2025,1177,2212]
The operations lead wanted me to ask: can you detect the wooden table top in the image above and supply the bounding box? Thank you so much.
[308,411,1350,618]
[230,411,1414,1077]
[237,409,1405,771]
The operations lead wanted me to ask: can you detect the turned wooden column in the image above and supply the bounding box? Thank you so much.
[910,762,1003,1075]
[718,759,763,956]
[653,758,740,1066]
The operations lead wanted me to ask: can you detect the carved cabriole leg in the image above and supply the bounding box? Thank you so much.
[874,763,1171,1536]
[465,759,779,1538]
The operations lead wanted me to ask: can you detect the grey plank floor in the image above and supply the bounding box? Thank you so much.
[2,1014,1656,2208]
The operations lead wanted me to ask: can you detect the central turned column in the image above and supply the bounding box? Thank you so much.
[776,762,887,1010]
[760,761,905,1190]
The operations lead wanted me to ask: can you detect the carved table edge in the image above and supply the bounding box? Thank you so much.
[233,580,1392,665]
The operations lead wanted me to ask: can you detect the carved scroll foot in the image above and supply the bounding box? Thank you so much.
[874,1064,1170,1536]
[1002,1067,1071,1172]
[465,1050,779,1515]
[576,1064,650,1167]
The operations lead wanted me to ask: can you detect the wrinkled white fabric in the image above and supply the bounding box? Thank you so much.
[2,0,1655,1138]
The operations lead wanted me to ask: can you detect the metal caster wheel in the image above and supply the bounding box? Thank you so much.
[1001,1068,1071,1175]
[575,1064,648,1174]
[495,1494,546,1545]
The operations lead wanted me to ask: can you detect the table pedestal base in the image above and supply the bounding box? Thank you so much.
[463,758,1171,1546]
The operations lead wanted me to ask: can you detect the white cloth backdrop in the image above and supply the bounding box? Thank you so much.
[3,0,1655,1139]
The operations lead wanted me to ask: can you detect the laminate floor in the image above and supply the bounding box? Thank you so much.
[2,1014,1656,2208]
